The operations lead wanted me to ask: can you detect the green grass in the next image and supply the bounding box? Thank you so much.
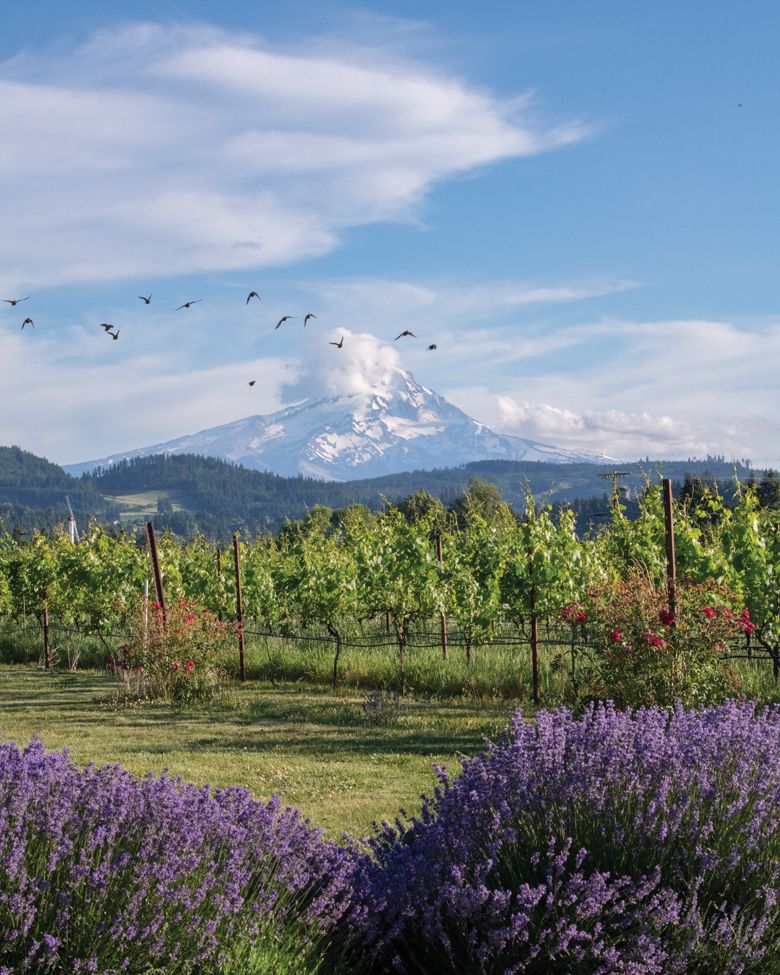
[0,665,515,837]
[104,489,188,521]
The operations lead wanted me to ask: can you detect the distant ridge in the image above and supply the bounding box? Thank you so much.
[67,367,614,479]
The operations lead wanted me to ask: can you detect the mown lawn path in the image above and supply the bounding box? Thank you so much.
[0,666,515,837]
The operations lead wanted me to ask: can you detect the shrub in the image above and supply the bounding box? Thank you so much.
[582,570,745,707]
[339,701,780,974]
[108,598,237,703]
[0,738,352,974]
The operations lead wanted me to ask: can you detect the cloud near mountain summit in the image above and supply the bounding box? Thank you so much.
[282,330,403,402]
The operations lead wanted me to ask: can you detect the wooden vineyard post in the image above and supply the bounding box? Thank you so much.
[526,530,540,707]
[436,533,448,660]
[385,610,392,636]
[216,548,223,621]
[143,578,149,647]
[232,533,246,682]
[662,479,677,617]
[42,605,50,670]
[530,585,540,708]
[146,522,167,629]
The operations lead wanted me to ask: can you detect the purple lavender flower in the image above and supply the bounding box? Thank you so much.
[0,738,352,973]
[341,700,780,974]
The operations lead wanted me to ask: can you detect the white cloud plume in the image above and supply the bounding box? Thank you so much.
[281,328,403,401]
[0,22,588,292]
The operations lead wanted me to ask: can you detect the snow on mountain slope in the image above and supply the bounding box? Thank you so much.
[67,368,613,479]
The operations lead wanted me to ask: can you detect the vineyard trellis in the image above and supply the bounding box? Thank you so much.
[0,479,777,698]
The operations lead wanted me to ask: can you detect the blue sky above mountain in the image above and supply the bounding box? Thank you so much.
[0,1,777,467]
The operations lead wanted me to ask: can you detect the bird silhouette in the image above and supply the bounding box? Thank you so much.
[329,336,344,348]
[138,294,152,304]
[99,323,114,332]
[426,344,437,351]
[246,291,261,304]
[21,318,34,330]
[304,313,317,327]
[248,380,256,387]
[395,330,415,340]
[175,300,201,310]
[275,315,295,329]
[110,329,120,341]
[3,297,29,306]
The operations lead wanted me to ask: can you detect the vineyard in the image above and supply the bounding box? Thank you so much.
[1,479,778,707]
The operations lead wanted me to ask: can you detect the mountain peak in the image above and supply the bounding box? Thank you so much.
[67,368,614,479]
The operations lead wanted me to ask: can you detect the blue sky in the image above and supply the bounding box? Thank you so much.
[0,1,778,467]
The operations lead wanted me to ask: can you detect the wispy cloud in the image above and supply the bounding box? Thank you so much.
[445,318,780,466]
[0,21,589,292]
[0,324,291,463]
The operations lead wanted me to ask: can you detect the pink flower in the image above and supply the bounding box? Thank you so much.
[699,606,717,619]
[170,661,181,671]
[185,613,195,624]
[610,629,622,643]
[184,659,195,674]
[658,608,675,626]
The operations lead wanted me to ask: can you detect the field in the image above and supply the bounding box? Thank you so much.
[0,664,515,837]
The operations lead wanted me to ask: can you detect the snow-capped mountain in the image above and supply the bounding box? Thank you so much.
[67,369,612,480]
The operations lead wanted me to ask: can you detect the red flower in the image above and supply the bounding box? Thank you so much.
[643,631,666,648]
[560,604,586,625]
[699,606,717,619]
[610,628,622,643]
[658,608,675,626]
[185,613,195,624]
[170,661,181,671]
[738,611,755,634]
[184,659,195,674]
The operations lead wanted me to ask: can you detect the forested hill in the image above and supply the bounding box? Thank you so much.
[0,444,772,540]
[0,446,117,534]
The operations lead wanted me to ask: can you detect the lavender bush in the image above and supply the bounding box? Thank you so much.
[341,701,780,974]
[0,738,352,974]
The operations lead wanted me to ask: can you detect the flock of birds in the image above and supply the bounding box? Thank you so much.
[3,290,437,385]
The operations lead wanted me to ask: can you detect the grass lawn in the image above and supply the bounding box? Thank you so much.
[0,665,516,838]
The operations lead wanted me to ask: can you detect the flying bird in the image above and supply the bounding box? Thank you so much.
[246,291,261,304]
[110,329,120,341]
[248,380,256,387]
[176,299,201,310]
[98,323,114,332]
[329,336,344,349]
[426,344,437,351]
[21,318,34,330]
[138,294,152,304]
[395,330,415,340]
[303,313,316,327]
[3,297,29,306]
[275,315,295,329]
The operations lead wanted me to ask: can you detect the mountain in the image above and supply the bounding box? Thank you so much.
[67,368,612,479]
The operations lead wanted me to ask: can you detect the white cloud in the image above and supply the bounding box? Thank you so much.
[282,328,402,401]
[492,397,706,458]
[444,317,780,466]
[0,323,291,463]
[0,22,589,292]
